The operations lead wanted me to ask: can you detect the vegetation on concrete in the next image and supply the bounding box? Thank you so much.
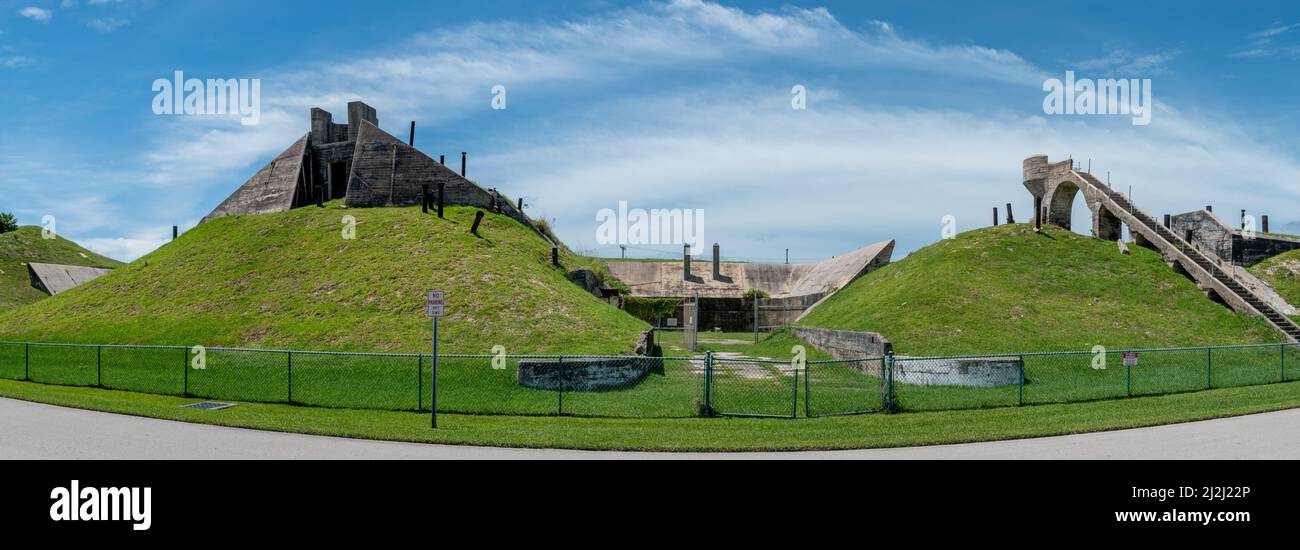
[0,226,123,312]
[0,205,648,354]
[622,296,681,324]
[1249,249,1300,322]
[798,224,1281,356]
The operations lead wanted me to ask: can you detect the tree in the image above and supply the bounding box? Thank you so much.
[0,213,17,234]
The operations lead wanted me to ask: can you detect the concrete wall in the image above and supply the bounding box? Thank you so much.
[1172,209,1300,267]
[202,134,310,223]
[516,357,657,392]
[791,326,889,360]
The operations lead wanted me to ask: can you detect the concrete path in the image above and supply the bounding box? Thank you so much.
[2,397,1298,459]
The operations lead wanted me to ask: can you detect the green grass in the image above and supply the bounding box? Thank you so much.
[0,226,123,312]
[798,224,1281,356]
[0,204,647,354]
[1249,249,1300,322]
[4,377,1300,451]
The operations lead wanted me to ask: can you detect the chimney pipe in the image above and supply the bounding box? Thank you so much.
[1241,209,1247,230]
[683,244,691,281]
[1206,205,1213,213]
[993,207,999,226]
[1006,203,1014,224]
[712,243,721,279]
[440,154,445,165]
[461,152,467,177]
[1163,214,1170,228]
[1263,215,1270,233]
[409,121,416,146]
[172,226,178,240]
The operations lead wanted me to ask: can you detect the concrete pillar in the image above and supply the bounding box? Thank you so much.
[712,243,720,279]
[310,108,333,145]
[1034,197,1043,232]
[437,181,445,218]
[346,101,378,142]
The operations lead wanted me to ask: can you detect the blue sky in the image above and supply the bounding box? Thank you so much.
[2,0,1299,262]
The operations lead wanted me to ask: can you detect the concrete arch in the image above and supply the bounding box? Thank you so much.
[1046,180,1080,230]
[1094,203,1123,241]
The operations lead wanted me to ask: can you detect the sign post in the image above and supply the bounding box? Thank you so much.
[426,290,446,428]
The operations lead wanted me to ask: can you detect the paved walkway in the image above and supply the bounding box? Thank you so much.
[2,397,1297,459]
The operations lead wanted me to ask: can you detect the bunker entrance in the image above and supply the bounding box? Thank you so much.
[329,162,348,201]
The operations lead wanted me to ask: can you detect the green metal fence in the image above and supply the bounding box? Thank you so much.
[0,341,1298,419]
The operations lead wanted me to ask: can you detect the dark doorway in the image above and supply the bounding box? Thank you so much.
[330,162,348,200]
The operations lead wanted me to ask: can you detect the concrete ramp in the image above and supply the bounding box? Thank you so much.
[28,263,114,296]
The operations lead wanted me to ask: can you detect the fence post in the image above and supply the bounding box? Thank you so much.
[418,354,424,412]
[1125,355,1131,397]
[1206,347,1213,389]
[884,351,895,414]
[1281,344,1286,383]
[556,356,565,416]
[182,346,189,396]
[704,351,713,417]
[287,351,294,404]
[1017,355,1024,406]
[96,345,102,388]
[791,362,799,419]
[24,343,29,381]
[803,361,811,418]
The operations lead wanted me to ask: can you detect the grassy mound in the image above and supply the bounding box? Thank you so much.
[0,226,123,312]
[0,204,647,354]
[798,224,1280,355]
[1249,250,1300,321]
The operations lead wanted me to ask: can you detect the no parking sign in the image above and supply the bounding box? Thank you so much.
[1122,352,1139,367]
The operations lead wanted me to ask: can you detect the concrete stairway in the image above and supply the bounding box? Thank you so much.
[1073,171,1300,342]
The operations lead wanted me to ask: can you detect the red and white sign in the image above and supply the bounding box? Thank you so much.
[426,290,446,318]
[1122,352,1139,367]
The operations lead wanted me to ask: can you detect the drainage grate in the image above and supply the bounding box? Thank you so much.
[181,402,235,411]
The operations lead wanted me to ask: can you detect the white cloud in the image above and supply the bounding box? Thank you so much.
[1077,48,1181,74]
[475,86,1300,260]
[18,7,53,22]
[87,17,129,33]
[1233,21,1300,59]
[2,56,35,68]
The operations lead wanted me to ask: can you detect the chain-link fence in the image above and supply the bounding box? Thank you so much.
[1,341,1298,418]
